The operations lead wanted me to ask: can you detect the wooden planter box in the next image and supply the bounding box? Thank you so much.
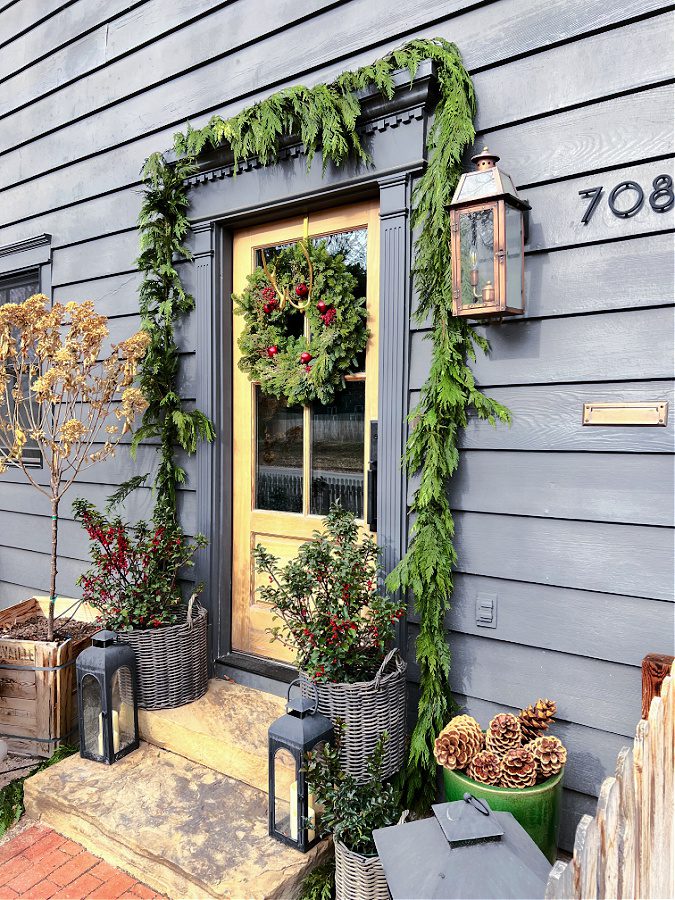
[0,597,95,757]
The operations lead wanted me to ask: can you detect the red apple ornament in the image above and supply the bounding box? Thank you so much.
[316,300,327,313]
[267,345,278,358]
[295,283,309,298]
[300,351,312,364]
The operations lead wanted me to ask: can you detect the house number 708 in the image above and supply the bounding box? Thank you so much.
[579,175,674,224]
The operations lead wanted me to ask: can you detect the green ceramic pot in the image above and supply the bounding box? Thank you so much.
[443,766,564,863]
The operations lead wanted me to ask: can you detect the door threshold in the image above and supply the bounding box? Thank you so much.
[215,651,296,698]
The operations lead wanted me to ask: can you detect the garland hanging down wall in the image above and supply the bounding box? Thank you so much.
[135,37,510,813]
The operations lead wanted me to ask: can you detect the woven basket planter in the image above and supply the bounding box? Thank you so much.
[118,603,208,710]
[334,839,389,900]
[300,648,406,782]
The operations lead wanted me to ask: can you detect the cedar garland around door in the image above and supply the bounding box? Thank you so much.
[135,37,511,813]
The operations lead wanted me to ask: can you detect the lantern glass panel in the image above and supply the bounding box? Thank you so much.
[111,667,136,754]
[505,204,523,311]
[81,674,102,758]
[274,747,297,840]
[459,208,495,309]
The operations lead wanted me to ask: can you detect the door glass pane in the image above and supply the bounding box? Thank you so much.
[310,381,365,517]
[256,391,303,512]
[459,208,495,308]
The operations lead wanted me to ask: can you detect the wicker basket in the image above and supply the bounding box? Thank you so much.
[300,648,406,782]
[118,602,208,710]
[334,839,389,900]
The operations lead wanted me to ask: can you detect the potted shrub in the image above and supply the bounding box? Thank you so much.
[305,730,400,900]
[0,295,149,755]
[73,500,208,710]
[436,699,566,862]
[255,504,406,781]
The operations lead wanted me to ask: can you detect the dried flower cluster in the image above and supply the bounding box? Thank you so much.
[0,295,149,639]
[434,699,566,789]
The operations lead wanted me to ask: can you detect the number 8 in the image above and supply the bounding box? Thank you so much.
[649,175,674,212]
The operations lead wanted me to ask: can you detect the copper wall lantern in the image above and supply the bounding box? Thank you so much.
[448,148,530,318]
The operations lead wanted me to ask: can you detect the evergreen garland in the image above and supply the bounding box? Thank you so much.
[137,37,510,811]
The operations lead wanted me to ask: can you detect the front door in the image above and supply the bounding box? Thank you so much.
[231,201,380,662]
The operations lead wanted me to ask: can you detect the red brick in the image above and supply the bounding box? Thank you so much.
[0,885,19,898]
[57,841,85,857]
[86,872,135,899]
[0,827,49,864]
[50,872,101,899]
[23,831,66,860]
[88,862,120,883]
[0,854,32,887]
[18,878,59,899]
[38,848,71,873]
[6,859,58,894]
[128,883,155,899]
[50,852,99,887]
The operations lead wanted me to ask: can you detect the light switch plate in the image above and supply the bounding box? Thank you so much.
[476,593,497,628]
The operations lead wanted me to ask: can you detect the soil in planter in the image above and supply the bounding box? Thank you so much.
[0,617,97,643]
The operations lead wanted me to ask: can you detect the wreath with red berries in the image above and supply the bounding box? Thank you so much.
[233,239,368,405]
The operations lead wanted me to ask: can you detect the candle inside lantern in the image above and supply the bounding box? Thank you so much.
[97,709,120,757]
[289,780,316,843]
[482,280,495,304]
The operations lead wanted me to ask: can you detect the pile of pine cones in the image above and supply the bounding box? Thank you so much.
[434,699,567,789]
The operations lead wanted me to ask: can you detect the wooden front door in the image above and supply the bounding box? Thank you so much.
[231,201,380,662]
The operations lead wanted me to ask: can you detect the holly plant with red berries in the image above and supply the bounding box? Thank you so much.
[233,240,368,405]
[254,503,404,683]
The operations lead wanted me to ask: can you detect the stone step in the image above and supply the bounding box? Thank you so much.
[137,678,293,798]
[24,742,328,900]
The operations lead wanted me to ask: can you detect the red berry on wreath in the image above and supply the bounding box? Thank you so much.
[262,286,276,302]
[262,303,271,314]
[316,300,327,313]
[267,345,278,358]
[300,351,312,364]
[305,365,312,373]
[295,283,309,298]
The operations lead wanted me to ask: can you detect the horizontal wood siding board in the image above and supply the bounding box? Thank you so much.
[559,790,598,853]
[450,511,673,600]
[0,0,668,226]
[409,307,675,388]
[53,272,144,318]
[453,694,631,797]
[406,451,675,526]
[0,0,74,52]
[0,545,89,599]
[411,381,675,452]
[472,11,674,131]
[405,629,641,736]
[406,573,675,667]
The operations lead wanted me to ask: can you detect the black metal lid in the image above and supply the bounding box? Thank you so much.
[91,630,118,648]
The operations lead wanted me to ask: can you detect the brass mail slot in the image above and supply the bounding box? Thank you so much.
[583,401,669,426]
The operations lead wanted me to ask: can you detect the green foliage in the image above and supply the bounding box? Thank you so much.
[233,240,368,405]
[139,36,510,812]
[255,504,403,683]
[305,729,401,856]
[298,859,335,900]
[0,745,77,837]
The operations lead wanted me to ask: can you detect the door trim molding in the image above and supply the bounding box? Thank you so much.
[189,63,437,678]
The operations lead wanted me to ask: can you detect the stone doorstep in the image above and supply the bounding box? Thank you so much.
[138,678,295,799]
[24,742,331,900]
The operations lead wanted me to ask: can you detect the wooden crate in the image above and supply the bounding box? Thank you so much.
[0,597,95,757]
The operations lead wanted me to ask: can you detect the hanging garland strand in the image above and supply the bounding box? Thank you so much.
[136,37,510,811]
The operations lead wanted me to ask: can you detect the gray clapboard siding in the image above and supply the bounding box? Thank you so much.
[473,11,674,131]
[0,0,337,151]
[0,546,84,599]
[0,580,48,609]
[0,0,72,53]
[406,628,642,736]
[560,791,599,852]
[453,511,673,600]
[429,573,675,665]
[1,0,664,225]
[53,272,144,317]
[442,451,674,526]
[51,232,139,285]
[410,307,675,389]
[451,381,675,452]
[454,695,632,798]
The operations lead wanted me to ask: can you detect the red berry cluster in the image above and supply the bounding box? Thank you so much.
[261,285,279,315]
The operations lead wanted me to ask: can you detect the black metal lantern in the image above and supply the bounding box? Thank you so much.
[449,147,530,318]
[76,630,139,764]
[268,679,333,852]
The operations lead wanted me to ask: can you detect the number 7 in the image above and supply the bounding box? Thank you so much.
[579,187,603,225]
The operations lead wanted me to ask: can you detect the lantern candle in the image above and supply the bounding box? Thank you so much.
[481,281,495,305]
[289,780,316,843]
[97,710,120,757]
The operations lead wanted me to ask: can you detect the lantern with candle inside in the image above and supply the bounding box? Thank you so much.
[76,630,139,764]
[268,679,333,852]
[448,147,530,319]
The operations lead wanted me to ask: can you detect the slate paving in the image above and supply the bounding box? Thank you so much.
[0,824,164,900]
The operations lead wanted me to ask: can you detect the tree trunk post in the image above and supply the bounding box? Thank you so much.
[48,495,59,641]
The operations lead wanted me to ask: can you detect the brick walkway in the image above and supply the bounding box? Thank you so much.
[0,824,164,900]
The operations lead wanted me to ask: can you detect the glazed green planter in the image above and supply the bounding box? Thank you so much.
[443,766,564,863]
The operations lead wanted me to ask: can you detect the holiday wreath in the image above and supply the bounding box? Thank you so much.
[233,238,368,405]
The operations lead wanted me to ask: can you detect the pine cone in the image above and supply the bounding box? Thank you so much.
[528,735,567,780]
[468,750,501,786]
[518,699,557,742]
[485,713,522,755]
[434,715,483,771]
[500,747,537,788]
